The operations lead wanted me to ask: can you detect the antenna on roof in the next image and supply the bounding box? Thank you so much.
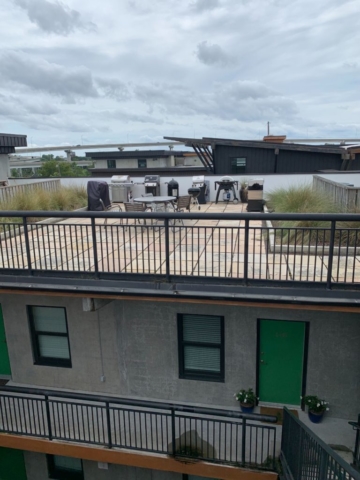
[267,121,270,136]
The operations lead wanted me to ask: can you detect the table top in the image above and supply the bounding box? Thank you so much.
[133,196,176,204]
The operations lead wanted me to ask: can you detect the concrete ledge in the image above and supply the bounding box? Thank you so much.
[264,205,356,256]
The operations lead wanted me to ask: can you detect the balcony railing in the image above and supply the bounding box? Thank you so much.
[281,407,360,480]
[0,210,360,288]
[0,386,278,471]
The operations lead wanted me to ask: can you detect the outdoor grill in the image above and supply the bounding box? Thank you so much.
[144,175,160,196]
[109,175,133,203]
[192,175,209,204]
[247,178,264,212]
[187,187,201,210]
[214,176,239,204]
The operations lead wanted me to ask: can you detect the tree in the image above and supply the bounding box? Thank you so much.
[37,160,88,177]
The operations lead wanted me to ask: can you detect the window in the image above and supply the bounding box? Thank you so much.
[138,158,147,168]
[107,159,116,169]
[47,455,84,480]
[178,314,224,382]
[28,306,71,367]
[231,157,246,174]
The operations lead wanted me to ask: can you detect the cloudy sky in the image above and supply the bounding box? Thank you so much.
[1,0,359,149]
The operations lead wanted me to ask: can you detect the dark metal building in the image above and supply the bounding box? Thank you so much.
[165,136,360,174]
[0,133,27,154]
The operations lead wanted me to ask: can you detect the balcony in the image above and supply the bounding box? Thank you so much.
[0,203,359,295]
[0,386,279,478]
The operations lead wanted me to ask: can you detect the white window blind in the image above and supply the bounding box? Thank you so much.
[33,306,67,333]
[38,335,70,359]
[182,315,222,375]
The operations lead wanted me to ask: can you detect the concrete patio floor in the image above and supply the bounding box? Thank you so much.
[0,202,359,283]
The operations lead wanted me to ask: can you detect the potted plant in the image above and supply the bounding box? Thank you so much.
[234,388,257,413]
[302,395,329,423]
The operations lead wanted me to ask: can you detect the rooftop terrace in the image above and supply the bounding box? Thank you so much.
[0,203,360,297]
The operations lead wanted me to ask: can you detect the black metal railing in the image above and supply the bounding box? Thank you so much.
[281,407,360,480]
[349,415,360,471]
[0,386,277,470]
[0,210,360,288]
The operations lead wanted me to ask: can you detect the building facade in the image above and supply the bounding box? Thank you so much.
[0,208,359,480]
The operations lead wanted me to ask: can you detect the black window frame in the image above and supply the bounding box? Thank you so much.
[230,157,246,174]
[47,455,84,480]
[28,306,72,368]
[178,314,224,382]
[107,159,116,169]
[138,158,147,168]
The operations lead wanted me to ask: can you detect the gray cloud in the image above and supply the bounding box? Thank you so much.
[191,0,220,11]
[101,109,164,125]
[95,78,131,102]
[196,41,231,66]
[0,51,98,102]
[135,80,298,122]
[14,0,96,35]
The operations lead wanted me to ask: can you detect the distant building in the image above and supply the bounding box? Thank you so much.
[87,149,202,172]
[165,136,360,174]
[0,133,27,182]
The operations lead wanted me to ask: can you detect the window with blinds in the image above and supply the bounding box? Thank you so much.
[47,455,83,480]
[178,314,224,382]
[28,306,71,368]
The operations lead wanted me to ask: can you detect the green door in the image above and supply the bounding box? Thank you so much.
[0,306,11,376]
[259,320,305,406]
[0,448,27,480]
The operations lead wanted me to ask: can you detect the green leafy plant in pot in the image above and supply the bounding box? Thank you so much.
[234,388,257,413]
[302,395,329,423]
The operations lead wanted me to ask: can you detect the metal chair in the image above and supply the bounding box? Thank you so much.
[124,202,151,229]
[170,195,192,230]
[99,199,122,226]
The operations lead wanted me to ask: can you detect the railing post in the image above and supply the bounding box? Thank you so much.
[354,414,360,468]
[241,417,246,466]
[244,219,249,285]
[171,408,176,455]
[22,216,33,275]
[45,395,52,440]
[91,217,99,278]
[326,220,336,289]
[165,218,170,281]
[106,402,112,449]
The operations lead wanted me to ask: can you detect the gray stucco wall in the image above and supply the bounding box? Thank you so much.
[1,294,359,419]
[24,451,182,480]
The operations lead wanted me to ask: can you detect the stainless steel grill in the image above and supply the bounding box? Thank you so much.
[144,175,160,196]
[214,176,239,204]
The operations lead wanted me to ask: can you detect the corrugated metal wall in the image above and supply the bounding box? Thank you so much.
[214,145,346,174]
[0,134,27,147]
[276,150,341,172]
[214,145,275,174]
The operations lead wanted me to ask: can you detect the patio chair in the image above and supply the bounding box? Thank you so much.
[99,199,122,225]
[170,195,192,230]
[124,202,152,229]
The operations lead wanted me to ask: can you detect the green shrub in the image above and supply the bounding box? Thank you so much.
[266,184,360,245]
[0,185,87,227]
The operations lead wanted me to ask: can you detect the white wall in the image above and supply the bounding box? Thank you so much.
[59,174,315,202]
[11,173,360,202]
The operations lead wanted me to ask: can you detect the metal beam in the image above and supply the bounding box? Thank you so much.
[15,141,184,155]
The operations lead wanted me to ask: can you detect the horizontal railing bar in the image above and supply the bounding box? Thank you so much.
[283,407,360,477]
[0,386,277,423]
[1,210,360,221]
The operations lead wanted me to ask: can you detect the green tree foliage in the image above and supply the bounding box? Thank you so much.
[37,160,88,177]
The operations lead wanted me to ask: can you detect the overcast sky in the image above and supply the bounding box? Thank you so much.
[1,0,359,149]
